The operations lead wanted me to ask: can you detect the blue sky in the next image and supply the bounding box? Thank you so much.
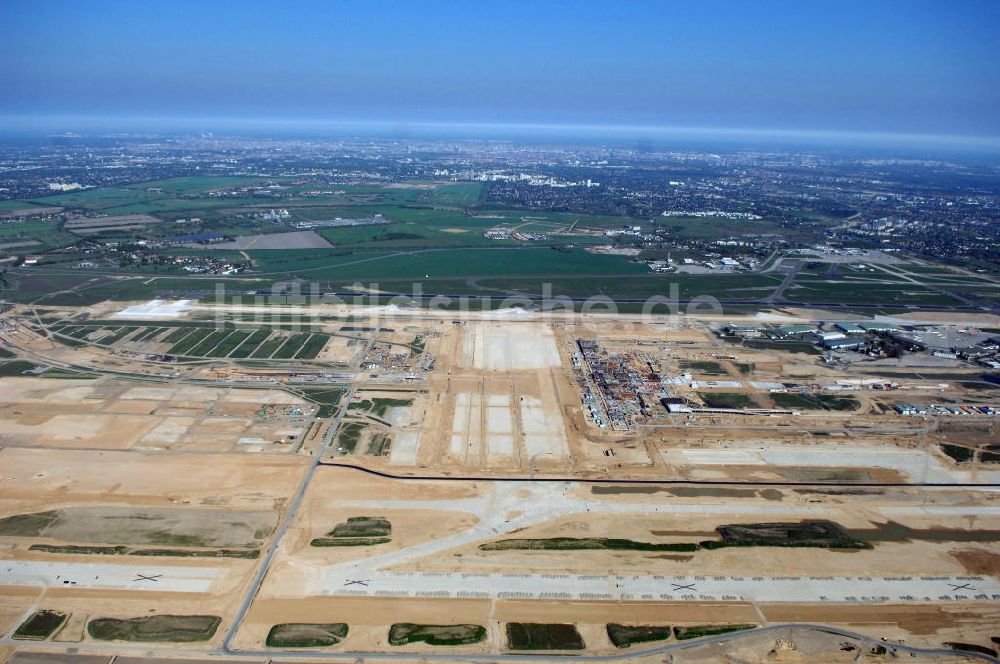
[2,0,999,141]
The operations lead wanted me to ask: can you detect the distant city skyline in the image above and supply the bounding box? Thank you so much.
[3,0,1000,145]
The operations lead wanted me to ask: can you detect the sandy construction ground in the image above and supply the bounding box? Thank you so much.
[2,302,999,659]
[461,323,561,370]
[0,447,306,511]
[0,377,313,454]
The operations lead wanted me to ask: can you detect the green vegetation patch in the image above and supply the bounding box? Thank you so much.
[939,443,975,464]
[310,537,391,547]
[607,624,673,648]
[87,615,221,642]
[272,332,312,359]
[295,333,330,359]
[249,333,288,358]
[204,330,252,357]
[29,544,127,555]
[770,393,859,411]
[266,623,348,648]
[299,387,345,418]
[0,510,59,536]
[742,339,821,355]
[311,516,391,547]
[129,548,260,559]
[334,421,366,454]
[186,329,234,356]
[0,360,42,376]
[330,516,391,538]
[483,521,868,553]
[708,520,870,550]
[13,610,68,640]
[673,624,756,641]
[506,623,585,650]
[227,329,272,358]
[680,360,726,375]
[698,392,752,409]
[388,623,486,646]
[349,397,413,418]
[480,537,699,552]
[166,327,214,355]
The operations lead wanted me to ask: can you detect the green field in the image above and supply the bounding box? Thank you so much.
[4,174,994,312]
[673,624,756,640]
[228,329,272,358]
[506,623,585,650]
[606,624,673,648]
[271,332,311,359]
[13,610,67,641]
[388,623,486,646]
[88,615,221,642]
[266,623,348,648]
[770,393,860,411]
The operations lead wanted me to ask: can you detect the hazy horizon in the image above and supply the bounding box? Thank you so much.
[3,0,1000,148]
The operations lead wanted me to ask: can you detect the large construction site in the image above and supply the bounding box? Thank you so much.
[1,299,999,663]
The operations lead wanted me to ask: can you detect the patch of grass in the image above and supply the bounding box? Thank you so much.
[330,516,391,538]
[166,327,214,355]
[388,623,486,646]
[299,387,345,418]
[742,339,821,355]
[707,520,870,549]
[266,623,348,648]
[481,537,699,552]
[770,393,859,411]
[943,642,997,657]
[484,521,868,553]
[334,421,366,454]
[29,544,127,555]
[145,531,206,547]
[186,329,234,356]
[673,624,755,640]
[681,360,726,375]
[698,392,752,409]
[271,332,311,359]
[249,333,287,358]
[816,394,860,411]
[13,610,68,640]
[295,333,330,359]
[204,330,252,357]
[506,623,585,650]
[349,397,413,418]
[0,510,59,536]
[87,615,221,642]
[128,548,259,559]
[310,516,391,547]
[310,536,391,547]
[0,360,42,376]
[607,624,673,648]
[227,329,271,358]
[163,327,196,343]
[940,443,975,464]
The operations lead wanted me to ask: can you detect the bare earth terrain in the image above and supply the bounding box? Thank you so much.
[0,300,998,662]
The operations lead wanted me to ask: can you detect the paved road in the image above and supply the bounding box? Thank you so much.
[765,258,802,303]
[219,380,357,651]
